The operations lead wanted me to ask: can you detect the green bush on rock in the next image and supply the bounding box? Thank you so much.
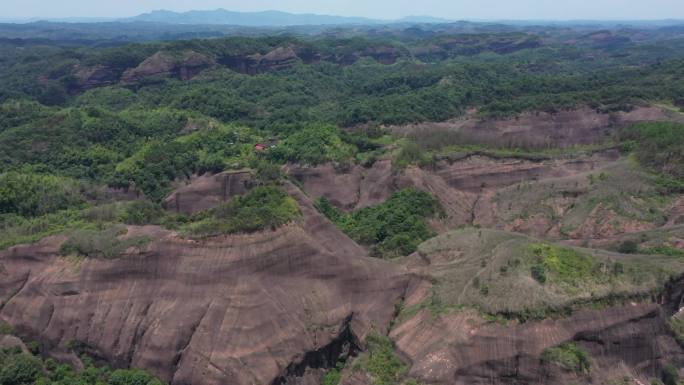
[540,343,591,374]
[182,186,300,237]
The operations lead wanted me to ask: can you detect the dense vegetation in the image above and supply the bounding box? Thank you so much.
[0,172,84,217]
[317,189,441,257]
[0,30,682,209]
[0,339,163,385]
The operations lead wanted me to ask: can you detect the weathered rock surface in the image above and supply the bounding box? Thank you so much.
[121,51,214,84]
[163,170,252,214]
[392,302,684,385]
[390,106,684,148]
[72,64,120,91]
[0,185,412,385]
[287,159,396,212]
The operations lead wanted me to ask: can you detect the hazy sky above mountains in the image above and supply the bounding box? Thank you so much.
[5,0,684,20]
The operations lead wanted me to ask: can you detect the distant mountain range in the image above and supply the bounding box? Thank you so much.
[0,10,454,26]
[2,9,682,28]
[127,9,384,26]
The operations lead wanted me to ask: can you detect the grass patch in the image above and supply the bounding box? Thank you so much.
[316,188,441,258]
[181,186,299,238]
[408,227,684,319]
[643,246,684,258]
[529,243,597,289]
[398,288,461,321]
[540,343,591,374]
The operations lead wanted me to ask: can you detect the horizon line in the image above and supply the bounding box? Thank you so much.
[1,8,684,24]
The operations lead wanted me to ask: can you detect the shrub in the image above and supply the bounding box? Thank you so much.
[0,353,43,385]
[661,364,680,385]
[0,172,84,217]
[0,210,86,251]
[108,369,163,385]
[320,361,345,385]
[0,322,13,335]
[251,161,283,186]
[394,140,437,169]
[118,201,166,225]
[540,343,591,374]
[529,243,596,288]
[314,197,343,223]
[354,332,407,385]
[183,186,299,237]
[59,226,151,259]
[617,240,639,254]
[531,265,547,284]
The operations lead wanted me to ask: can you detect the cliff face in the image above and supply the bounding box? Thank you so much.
[0,185,411,385]
[72,64,120,92]
[2,183,683,385]
[2,102,684,384]
[121,51,215,84]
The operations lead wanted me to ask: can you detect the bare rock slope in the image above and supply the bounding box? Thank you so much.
[0,185,412,385]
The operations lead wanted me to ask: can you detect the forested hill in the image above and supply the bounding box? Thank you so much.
[2,20,684,385]
[0,26,682,200]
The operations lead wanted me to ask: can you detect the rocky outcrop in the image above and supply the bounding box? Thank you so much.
[392,302,683,385]
[0,185,411,385]
[220,47,300,75]
[361,46,400,65]
[121,51,214,84]
[250,46,300,72]
[163,170,252,214]
[287,159,396,212]
[220,45,402,75]
[72,64,120,92]
[412,35,542,61]
[0,334,28,353]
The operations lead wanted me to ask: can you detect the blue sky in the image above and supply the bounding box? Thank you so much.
[4,0,684,20]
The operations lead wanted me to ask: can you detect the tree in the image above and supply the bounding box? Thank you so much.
[0,354,42,385]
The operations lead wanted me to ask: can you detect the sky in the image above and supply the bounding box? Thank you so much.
[3,0,684,20]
